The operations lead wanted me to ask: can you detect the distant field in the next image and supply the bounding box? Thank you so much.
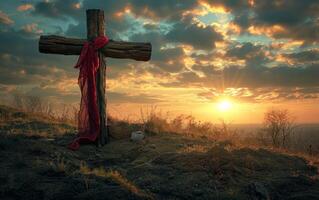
[231,123,319,154]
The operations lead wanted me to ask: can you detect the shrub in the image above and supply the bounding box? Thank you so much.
[261,109,295,148]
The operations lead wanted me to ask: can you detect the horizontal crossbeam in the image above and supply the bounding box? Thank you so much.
[39,35,152,61]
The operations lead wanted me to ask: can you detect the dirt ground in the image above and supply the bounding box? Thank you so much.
[1,105,319,200]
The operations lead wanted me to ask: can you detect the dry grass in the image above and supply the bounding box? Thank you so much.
[49,154,67,174]
[139,106,236,141]
[137,107,319,173]
[269,147,319,170]
[2,101,319,175]
[79,162,154,199]
[178,144,210,153]
[224,140,319,173]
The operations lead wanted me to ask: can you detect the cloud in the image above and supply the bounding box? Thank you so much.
[0,11,14,25]
[32,0,82,20]
[129,0,198,20]
[129,31,186,72]
[225,42,270,65]
[0,26,79,97]
[1,0,319,106]
[162,63,319,91]
[26,86,79,103]
[226,42,261,59]
[20,23,43,36]
[152,47,186,72]
[251,1,319,43]
[108,91,162,104]
[0,52,70,86]
[251,1,318,26]
[206,0,319,43]
[283,49,319,63]
[17,4,34,11]
[197,86,319,103]
[166,16,223,50]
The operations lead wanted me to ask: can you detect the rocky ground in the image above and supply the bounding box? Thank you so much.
[0,105,319,200]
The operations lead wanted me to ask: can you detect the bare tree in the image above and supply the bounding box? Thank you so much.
[263,109,295,148]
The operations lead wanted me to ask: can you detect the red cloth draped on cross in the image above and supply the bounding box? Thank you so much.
[68,36,109,150]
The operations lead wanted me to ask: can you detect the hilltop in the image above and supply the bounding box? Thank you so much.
[0,105,319,200]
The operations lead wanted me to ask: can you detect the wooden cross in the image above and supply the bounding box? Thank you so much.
[38,9,152,146]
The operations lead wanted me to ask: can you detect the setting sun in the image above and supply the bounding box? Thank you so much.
[217,100,232,112]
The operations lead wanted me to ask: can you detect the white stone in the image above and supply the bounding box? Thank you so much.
[131,131,145,142]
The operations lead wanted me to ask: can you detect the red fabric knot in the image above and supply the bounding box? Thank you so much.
[68,36,109,151]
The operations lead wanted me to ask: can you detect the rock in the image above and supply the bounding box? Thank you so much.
[177,144,184,148]
[149,144,156,149]
[193,188,203,196]
[130,131,145,142]
[247,182,270,200]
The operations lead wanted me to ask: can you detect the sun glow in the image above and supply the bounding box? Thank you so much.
[217,100,232,112]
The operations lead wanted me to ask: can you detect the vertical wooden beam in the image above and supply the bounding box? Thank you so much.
[86,9,108,146]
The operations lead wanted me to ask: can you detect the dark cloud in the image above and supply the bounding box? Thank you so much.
[207,0,319,43]
[226,42,261,59]
[130,31,186,72]
[271,20,319,44]
[153,47,186,72]
[166,17,223,50]
[221,64,319,88]
[0,27,78,90]
[35,0,198,21]
[253,1,319,43]
[160,71,202,88]
[31,0,319,45]
[251,1,318,26]
[162,63,319,90]
[225,42,270,65]
[38,0,220,51]
[32,0,82,20]
[0,53,69,86]
[283,49,319,63]
[0,27,76,67]
[63,0,221,50]
[129,0,198,20]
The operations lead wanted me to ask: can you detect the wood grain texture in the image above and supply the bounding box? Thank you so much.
[86,9,108,146]
[39,35,152,61]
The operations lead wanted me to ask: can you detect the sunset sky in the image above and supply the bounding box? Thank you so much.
[0,0,318,123]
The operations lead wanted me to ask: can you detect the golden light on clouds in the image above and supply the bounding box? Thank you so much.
[199,1,229,14]
[248,0,255,7]
[17,4,34,11]
[0,11,14,25]
[248,25,286,37]
[114,5,132,18]
[228,22,241,34]
[22,23,43,34]
[72,3,81,9]
[271,40,304,51]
